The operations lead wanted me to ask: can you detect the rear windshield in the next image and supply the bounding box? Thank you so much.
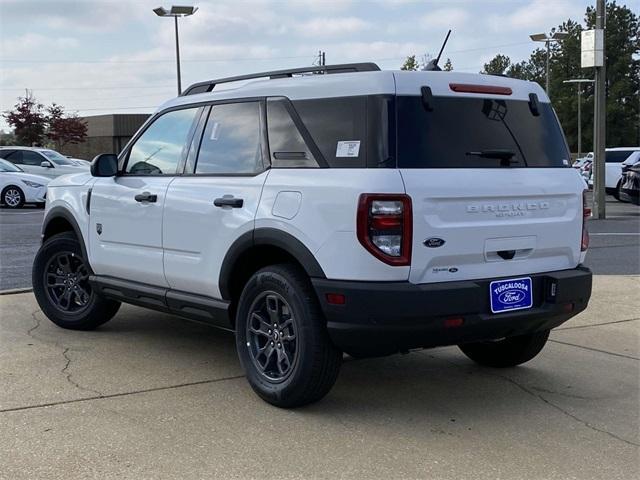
[397,96,570,168]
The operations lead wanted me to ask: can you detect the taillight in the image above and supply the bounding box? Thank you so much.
[449,83,513,95]
[581,190,590,251]
[357,194,412,266]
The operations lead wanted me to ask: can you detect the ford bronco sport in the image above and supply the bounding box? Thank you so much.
[33,63,592,407]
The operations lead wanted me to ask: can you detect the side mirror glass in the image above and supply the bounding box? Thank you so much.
[91,153,118,177]
[40,161,53,168]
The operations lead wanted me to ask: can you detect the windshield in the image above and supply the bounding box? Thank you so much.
[0,159,23,172]
[397,96,571,168]
[41,150,76,165]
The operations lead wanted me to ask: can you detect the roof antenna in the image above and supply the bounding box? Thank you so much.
[424,29,451,71]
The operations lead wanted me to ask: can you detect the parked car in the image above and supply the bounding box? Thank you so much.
[588,147,640,200]
[572,152,593,168]
[66,156,91,166]
[0,146,89,179]
[32,63,592,408]
[620,157,640,205]
[0,159,49,208]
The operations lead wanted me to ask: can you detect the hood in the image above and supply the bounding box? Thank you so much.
[2,172,50,185]
[47,171,94,187]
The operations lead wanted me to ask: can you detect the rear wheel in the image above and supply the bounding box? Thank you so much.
[33,232,121,330]
[235,264,342,408]
[458,330,550,368]
[2,186,24,208]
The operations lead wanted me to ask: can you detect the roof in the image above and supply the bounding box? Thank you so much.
[159,69,549,113]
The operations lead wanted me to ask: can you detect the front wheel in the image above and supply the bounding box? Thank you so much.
[32,232,121,330]
[235,264,342,408]
[458,330,550,368]
[2,186,24,208]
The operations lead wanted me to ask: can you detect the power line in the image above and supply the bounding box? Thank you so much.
[0,54,314,65]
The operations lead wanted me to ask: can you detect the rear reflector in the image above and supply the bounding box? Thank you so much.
[449,83,513,95]
[581,190,590,251]
[326,293,346,305]
[444,317,464,328]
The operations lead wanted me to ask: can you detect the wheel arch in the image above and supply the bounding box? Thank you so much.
[219,228,326,312]
[42,207,89,264]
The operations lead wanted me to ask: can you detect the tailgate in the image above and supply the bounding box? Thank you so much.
[401,168,584,284]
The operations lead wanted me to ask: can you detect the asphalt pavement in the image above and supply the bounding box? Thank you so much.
[1,194,638,290]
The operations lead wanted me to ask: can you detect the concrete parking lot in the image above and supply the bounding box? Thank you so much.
[0,196,638,479]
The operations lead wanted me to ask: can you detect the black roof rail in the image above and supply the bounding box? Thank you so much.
[181,62,381,96]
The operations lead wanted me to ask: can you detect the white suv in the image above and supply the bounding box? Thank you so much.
[32,64,593,407]
[0,146,90,179]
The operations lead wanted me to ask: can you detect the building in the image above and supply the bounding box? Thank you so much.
[60,114,149,160]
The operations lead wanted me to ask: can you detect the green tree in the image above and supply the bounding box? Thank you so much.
[482,54,511,75]
[401,55,420,71]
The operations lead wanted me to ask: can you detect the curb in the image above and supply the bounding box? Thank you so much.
[0,287,33,296]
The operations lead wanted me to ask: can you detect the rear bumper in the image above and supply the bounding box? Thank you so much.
[312,266,592,354]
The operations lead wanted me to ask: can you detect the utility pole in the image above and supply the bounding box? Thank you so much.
[174,15,181,95]
[530,32,568,99]
[564,79,594,158]
[593,0,607,219]
[317,50,326,66]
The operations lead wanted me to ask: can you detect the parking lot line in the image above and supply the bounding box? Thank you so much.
[589,233,640,236]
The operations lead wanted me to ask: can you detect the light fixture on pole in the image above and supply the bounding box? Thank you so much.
[529,31,569,99]
[563,79,595,158]
[153,5,198,95]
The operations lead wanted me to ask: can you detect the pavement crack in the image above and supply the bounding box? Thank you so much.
[556,317,640,331]
[26,310,42,340]
[0,374,246,414]
[61,347,104,397]
[549,339,639,361]
[492,373,639,447]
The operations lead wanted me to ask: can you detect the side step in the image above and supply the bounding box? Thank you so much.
[89,275,232,330]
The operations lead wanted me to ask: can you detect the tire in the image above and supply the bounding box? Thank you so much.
[458,330,550,368]
[614,180,624,202]
[235,264,342,408]
[32,232,121,330]
[2,185,24,208]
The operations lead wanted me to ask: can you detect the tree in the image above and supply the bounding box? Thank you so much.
[481,2,639,150]
[46,104,88,148]
[3,91,47,146]
[443,58,453,71]
[482,54,511,76]
[401,55,419,71]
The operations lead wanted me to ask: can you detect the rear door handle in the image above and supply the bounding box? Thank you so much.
[134,192,157,203]
[214,196,244,208]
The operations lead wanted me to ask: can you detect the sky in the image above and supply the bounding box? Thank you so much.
[0,0,593,130]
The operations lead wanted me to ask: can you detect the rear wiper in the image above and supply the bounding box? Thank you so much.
[466,149,518,166]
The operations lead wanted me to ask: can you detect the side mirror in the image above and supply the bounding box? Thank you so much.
[91,153,118,177]
[40,161,53,168]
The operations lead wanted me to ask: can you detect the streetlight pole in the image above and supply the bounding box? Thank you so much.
[153,5,198,96]
[530,31,569,99]
[564,79,595,158]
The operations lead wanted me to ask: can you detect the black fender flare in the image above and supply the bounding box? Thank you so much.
[219,228,326,300]
[42,207,90,265]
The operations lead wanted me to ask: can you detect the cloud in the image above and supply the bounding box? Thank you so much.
[294,17,371,37]
[421,8,470,29]
[486,0,582,33]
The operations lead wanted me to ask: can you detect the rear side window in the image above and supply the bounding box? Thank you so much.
[397,96,570,168]
[126,107,199,175]
[267,98,317,168]
[195,102,263,174]
[292,96,367,168]
[606,150,635,163]
[5,150,45,166]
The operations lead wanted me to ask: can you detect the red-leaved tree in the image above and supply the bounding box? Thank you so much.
[46,103,88,148]
[3,91,47,146]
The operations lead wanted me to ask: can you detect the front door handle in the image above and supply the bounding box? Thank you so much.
[134,192,157,203]
[214,196,244,208]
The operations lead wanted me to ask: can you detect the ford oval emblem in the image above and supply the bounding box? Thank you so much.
[498,290,525,305]
[423,237,445,248]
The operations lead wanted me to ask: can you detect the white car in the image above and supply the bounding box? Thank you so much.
[0,146,89,179]
[33,64,592,407]
[0,159,49,208]
[588,147,640,199]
